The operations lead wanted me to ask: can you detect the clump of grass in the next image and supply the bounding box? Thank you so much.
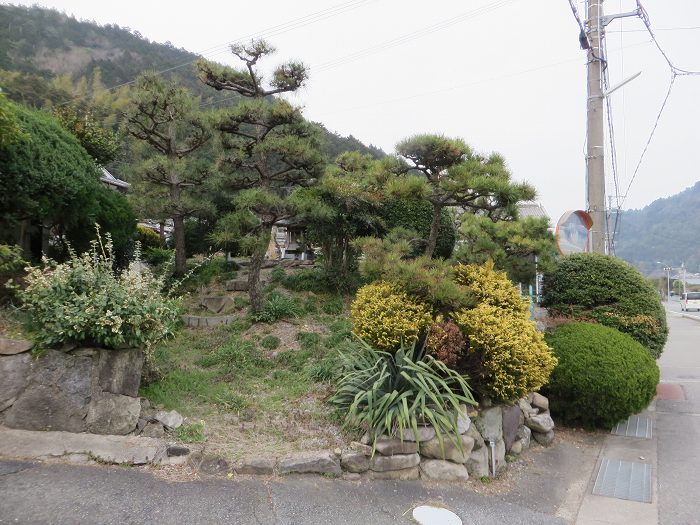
[270,266,286,283]
[261,335,281,350]
[197,339,270,377]
[297,331,322,350]
[176,422,207,443]
[140,369,245,412]
[325,318,352,348]
[251,293,304,323]
[322,296,344,315]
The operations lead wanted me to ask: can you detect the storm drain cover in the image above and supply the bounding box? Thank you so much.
[592,458,652,503]
[611,414,652,439]
[412,506,462,525]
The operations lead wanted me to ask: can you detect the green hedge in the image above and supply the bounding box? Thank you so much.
[544,322,659,429]
[542,253,667,358]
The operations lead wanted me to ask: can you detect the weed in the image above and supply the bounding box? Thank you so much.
[261,335,281,350]
[307,354,340,382]
[480,476,492,484]
[197,339,269,377]
[251,293,304,323]
[176,422,207,443]
[296,331,322,350]
[270,266,286,283]
[233,296,250,310]
[275,348,313,373]
[322,296,344,315]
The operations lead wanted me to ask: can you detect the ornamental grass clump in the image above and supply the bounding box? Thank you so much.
[331,339,476,450]
[544,322,659,429]
[454,304,557,402]
[19,231,181,350]
[350,281,432,351]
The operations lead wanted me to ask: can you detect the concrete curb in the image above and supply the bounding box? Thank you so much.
[0,426,189,466]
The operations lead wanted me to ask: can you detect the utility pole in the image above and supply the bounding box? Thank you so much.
[586,0,606,254]
[583,1,642,254]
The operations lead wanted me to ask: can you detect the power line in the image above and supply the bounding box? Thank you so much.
[618,73,676,210]
[201,0,523,109]
[56,0,376,106]
[637,1,700,75]
[313,0,519,74]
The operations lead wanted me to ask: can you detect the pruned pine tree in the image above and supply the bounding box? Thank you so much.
[124,73,211,275]
[302,151,385,279]
[196,39,322,312]
[394,134,536,258]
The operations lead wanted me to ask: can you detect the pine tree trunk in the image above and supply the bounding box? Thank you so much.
[248,238,267,313]
[173,215,186,276]
[424,203,442,258]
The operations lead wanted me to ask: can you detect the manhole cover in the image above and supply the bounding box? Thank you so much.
[592,458,652,503]
[611,414,652,439]
[412,506,462,525]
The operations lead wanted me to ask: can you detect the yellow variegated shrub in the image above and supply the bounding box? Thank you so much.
[453,260,529,317]
[350,281,432,351]
[454,303,557,402]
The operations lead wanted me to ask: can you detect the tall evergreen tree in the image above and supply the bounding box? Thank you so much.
[124,73,212,275]
[197,39,323,312]
[395,134,535,258]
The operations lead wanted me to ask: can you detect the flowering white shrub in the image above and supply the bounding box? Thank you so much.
[19,231,181,349]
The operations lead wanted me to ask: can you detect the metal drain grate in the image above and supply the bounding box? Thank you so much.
[592,458,652,503]
[611,414,652,439]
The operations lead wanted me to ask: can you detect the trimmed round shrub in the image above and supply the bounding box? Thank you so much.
[453,261,529,317]
[544,322,659,429]
[350,281,432,351]
[542,253,667,358]
[454,303,557,402]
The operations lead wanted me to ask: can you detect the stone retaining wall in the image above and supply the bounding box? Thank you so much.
[0,339,144,435]
[224,393,555,481]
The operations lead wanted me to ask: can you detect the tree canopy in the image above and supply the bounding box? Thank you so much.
[197,39,323,311]
[394,134,536,258]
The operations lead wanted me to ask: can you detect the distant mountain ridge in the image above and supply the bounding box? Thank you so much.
[0,4,386,160]
[615,181,700,273]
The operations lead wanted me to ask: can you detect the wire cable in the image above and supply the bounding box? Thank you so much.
[55,0,376,106]
[312,0,519,74]
[618,73,676,210]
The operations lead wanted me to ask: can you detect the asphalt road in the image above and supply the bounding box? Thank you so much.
[0,457,582,525]
[657,302,700,525]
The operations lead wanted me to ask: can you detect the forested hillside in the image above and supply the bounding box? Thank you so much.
[616,182,700,273]
[0,4,385,160]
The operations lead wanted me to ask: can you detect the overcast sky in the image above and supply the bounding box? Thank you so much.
[7,0,700,225]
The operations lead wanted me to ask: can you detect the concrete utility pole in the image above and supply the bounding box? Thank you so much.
[584,1,641,254]
[585,0,606,254]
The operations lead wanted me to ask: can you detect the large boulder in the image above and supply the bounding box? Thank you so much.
[525,413,555,433]
[466,445,489,478]
[502,404,522,451]
[96,348,144,397]
[375,437,418,456]
[474,406,502,442]
[3,351,93,432]
[341,451,369,473]
[1,348,144,435]
[0,353,32,412]
[0,337,33,355]
[419,434,475,464]
[279,451,341,475]
[420,459,469,481]
[370,453,420,472]
[86,392,141,435]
